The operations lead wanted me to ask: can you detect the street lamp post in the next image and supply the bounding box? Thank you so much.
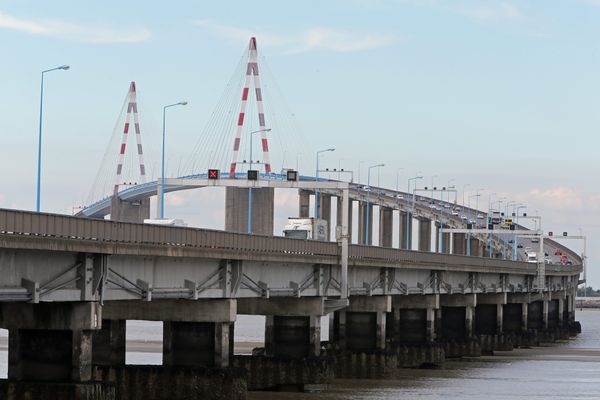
[406,175,423,249]
[247,128,272,233]
[160,101,188,219]
[440,179,455,253]
[365,163,384,245]
[36,65,70,212]
[314,148,335,220]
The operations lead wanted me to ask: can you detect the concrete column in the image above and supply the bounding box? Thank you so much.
[399,211,412,250]
[527,301,544,330]
[435,223,440,253]
[542,300,549,330]
[390,295,439,343]
[1,302,100,383]
[225,187,274,235]
[476,293,506,335]
[453,233,467,255]
[319,194,332,240]
[418,218,431,252]
[337,197,353,243]
[334,296,390,351]
[299,189,311,218]
[469,238,481,257]
[92,319,126,367]
[164,321,227,367]
[379,206,393,247]
[557,297,565,327]
[442,232,451,254]
[358,201,373,245]
[265,315,320,358]
[110,195,149,223]
[439,294,477,341]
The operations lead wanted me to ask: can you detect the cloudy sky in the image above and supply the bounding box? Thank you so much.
[0,0,598,284]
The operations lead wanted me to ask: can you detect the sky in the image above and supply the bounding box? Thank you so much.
[0,0,598,284]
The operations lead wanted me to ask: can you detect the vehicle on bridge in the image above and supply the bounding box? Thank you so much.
[283,217,328,240]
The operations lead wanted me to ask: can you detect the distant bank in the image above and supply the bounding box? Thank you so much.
[576,297,600,308]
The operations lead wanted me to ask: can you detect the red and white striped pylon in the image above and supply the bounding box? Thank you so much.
[229,37,272,178]
[113,81,146,195]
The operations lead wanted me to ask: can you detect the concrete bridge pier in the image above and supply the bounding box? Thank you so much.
[475,293,513,352]
[97,299,242,400]
[385,294,444,368]
[438,294,480,357]
[0,302,108,400]
[337,196,353,243]
[452,233,467,255]
[236,297,333,391]
[418,218,432,252]
[299,189,311,217]
[399,211,412,249]
[330,296,394,379]
[225,187,274,235]
[316,194,332,240]
[379,207,393,247]
[111,195,150,223]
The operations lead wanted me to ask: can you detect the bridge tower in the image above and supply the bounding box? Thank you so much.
[225,37,274,235]
[109,81,150,223]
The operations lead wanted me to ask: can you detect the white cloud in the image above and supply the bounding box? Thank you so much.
[458,2,523,23]
[194,20,399,53]
[0,11,151,43]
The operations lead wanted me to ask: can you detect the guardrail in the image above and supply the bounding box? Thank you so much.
[0,209,338,257]
[0,209,582,274]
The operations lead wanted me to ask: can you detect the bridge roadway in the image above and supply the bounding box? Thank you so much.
[77,172,581,266]
[0,208,583,398]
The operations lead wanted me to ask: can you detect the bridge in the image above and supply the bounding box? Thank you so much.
[0,37,585,400]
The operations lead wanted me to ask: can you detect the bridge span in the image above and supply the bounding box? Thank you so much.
[0,208,583,399]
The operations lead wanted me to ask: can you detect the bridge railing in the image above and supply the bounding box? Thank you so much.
[0,209,582,273]
[348,244,535,270]
[0,209,338,257]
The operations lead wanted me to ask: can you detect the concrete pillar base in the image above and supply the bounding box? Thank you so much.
[0,381,115,400]
[110,196,150,223]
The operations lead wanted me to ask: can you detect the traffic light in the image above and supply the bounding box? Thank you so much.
[563,232,568,237]
[510,224,515,231]
[247,170,258,181]
[467,223,473,229]
[286,170,298,181]
[549,231,553,237]
[208,169,220,180]
[488,224,493,230]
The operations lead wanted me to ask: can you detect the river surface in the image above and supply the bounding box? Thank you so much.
[0,310,598,399]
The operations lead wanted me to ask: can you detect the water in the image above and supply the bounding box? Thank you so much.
[248,309,600,400]
[0,310,598,398]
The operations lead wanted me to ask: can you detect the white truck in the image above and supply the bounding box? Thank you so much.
[144,218,187,227]
[283,217,328,241]
[526,251,538,263]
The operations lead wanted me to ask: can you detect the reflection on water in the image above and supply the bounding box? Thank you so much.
[0,310,598,399]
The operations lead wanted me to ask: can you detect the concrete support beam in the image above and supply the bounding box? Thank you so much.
[110,195,149,223]
[225,187,274,235]
[378,206,393,247]
[399,211,412,250]
[418,218,431,252]
[299,189,311,218]
[102,299,236,323]
[237,297,327,317]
